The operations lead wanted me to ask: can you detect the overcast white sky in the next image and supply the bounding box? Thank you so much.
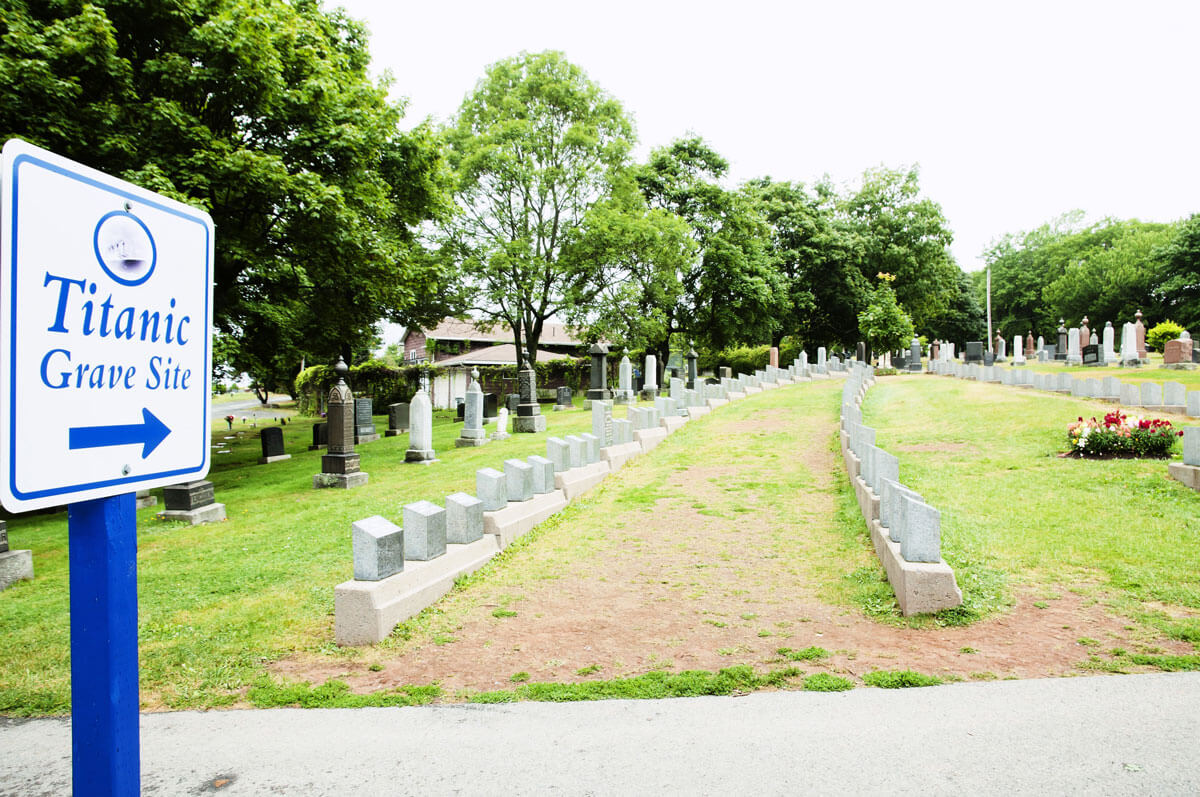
[335,0,1199,274]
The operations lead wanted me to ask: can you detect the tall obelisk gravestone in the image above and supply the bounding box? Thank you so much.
[313,358,368,488]
[513,367,547,433]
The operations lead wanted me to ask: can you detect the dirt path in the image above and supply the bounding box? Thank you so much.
[274,383,1192,695]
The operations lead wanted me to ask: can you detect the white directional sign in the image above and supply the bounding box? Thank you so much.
[0,139,213,510]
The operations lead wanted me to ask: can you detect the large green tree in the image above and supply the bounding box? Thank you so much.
[1153,214,1200,331]
[0,0,451,398]
[634,137,785,368]
[440,50,633,369]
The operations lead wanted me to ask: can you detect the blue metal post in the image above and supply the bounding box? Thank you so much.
[68,492,140,796]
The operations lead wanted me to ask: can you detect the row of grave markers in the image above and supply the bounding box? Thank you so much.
[839,364,964,615]
[333,349,855,644]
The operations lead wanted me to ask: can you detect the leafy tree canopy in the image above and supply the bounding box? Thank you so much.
[0,0,452,397]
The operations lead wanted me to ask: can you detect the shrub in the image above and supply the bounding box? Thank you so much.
[1066,411,1181,459]
[862,669,943,688]
[1146,320,1185,353]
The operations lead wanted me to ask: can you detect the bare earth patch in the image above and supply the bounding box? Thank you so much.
[271,386,1194,696]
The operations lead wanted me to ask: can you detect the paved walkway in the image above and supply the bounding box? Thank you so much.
[3,672,1198,795]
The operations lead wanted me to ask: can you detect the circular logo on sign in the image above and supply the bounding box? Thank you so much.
[94,211,156,286]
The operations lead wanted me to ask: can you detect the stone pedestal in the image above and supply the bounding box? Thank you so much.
[0,548,33,591]
[315,358,370,486]
[135,490,157,509]
[159,480,228,524]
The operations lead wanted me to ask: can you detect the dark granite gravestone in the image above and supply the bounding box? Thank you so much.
[506,393,519,414]
[686,346,699,390]
[483,393,499,421]
[555,386,572,409]
[258,426,290,464]
[586,343,612,404]
[983,352,995,366]
[456,401,465,422]
[164,480,214,511]
[1193,348,1200,364]
[0,521,8,553]
[965,341,984,363]
[1056,321,1068,360]
[856,342,866,363]
[718,367,732,380]
[315,358,368,489]
[513,368,547,432]
[309,422,327,450]
[1082,344,1101,365]
[354,398,379,443]
[385,402,409,437]
[1043,344,1057,360]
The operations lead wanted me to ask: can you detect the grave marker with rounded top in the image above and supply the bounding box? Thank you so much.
[445,492,484,544]
[352,516,404,581]
[493,407,510,440]
[402,500,447,561]
[615,350,634,404]
[642,354,658,399]
[456,369,489,448]
[405,386,436,463]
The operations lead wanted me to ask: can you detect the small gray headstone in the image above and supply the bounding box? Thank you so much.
[580,433,600,464]
[1120,383,1141,406]
[1184,427,1200,467]
[547,437,570,472]
[476,468,507,511]
[565,435,584,468]
[0,520,8,554]
[388,402,409,433]
[445,493,483,544]
[1163,381,1186,406]
[403,500,446,561]
[1188,391,1200,417]
[899,496,941,563]
[528,455,555,494]
[504,458,534,502]
[1141,382,1163,406]
[352,516,404,581]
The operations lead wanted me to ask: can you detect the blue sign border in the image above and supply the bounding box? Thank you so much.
[7,153,211,501]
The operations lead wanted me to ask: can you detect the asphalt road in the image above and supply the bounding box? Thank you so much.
[2,672,1198,795]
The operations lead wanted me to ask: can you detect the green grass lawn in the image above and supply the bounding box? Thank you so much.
[0,400,599,714]
[1016,355,1200,387]
[862,376,1200,621]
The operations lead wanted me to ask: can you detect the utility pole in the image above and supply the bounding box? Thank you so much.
[986,266,993,353]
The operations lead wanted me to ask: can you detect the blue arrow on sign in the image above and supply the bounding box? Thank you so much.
[69,408,171,459]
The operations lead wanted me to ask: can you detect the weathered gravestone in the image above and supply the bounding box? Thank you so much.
[483,393,499,422]
[1066,328,1082,364]
[592,400,613,447]
[315,359,369,488]
[403,500,446,561]
[160,480,227,524]
[258,426,290,464]
[686,346,699,390]
[586,343,612,405]
[964,341,983,363]
[309,422,327,451]
[1164,337,1194,366]
[513,368,547,433]
[352,516,404,581]
[506,393,519,415]
[1081,344,1100,366]
[0,520,33,591]
[554,386,573,411]
[445,493,483,544]
[456,369,488,448]
[385,402,409,437]
[354,398,379,444]
[404,387,436,463]
[642,354,659,400]
[493,407,510,440]
[1056,320,1069,360]
[615,350,634,405]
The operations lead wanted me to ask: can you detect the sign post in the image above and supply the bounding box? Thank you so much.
[1,139,214,795]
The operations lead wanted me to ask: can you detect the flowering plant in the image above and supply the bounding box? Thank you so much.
[1066,410,1182,458]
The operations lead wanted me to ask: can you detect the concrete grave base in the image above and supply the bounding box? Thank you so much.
[635,427,669,453]
[743,386,762,394]
[512,415,548,433]
[334,536,501,645]
[1142,405,1188,416]
[639,389,659,401]
[554,461,611,501]
[135,492,157,509]
[0,549,33,591]
[726,391,747,400]
[553,404,572,412]
[601,441,642,472]
[258,454,292,464]
[157,503,228,524]
[1164,363,1198,370]
[454,436,489,448]
[356,434,381,445]
[706,398,729,409]
[483,489,569,548]
[384,429,405,437]
[868,519,963,616]
[1168,462,1200,491]
[313,472,369,489]
[307,444,327,451]
[661,416,688,433]
[404,449,436,463]
[687,406,712,419]
[853,476,881,526]
[760,382,779,390]
[810,372,829,380]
